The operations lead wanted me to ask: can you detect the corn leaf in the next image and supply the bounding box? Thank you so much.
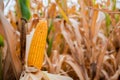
[92,0,96,5]
[115,14,120,22]
[61,0,67,13]
[112,0,116,10]
[91,4,98,39]
[56,2,69,23]
[0,35,4,80]
[19,0,31,20]
[0,9,22,79]
[47,35,54,57]
[48,3,56,18]
[0,35,4,47]
[48,19,53,35]
[0,48,2,80]
[105,13,111,36]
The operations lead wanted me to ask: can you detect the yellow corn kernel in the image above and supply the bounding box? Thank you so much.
[27,20,48,69]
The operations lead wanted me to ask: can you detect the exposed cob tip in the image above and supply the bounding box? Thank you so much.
[27,20,48,69]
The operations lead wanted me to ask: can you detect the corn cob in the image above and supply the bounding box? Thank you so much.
[27,20,48,69]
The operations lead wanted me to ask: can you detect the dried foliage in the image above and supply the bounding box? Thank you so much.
[0,0,120,80]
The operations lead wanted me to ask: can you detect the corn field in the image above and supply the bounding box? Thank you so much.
[0,0,120,80]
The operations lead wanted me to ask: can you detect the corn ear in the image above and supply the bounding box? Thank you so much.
[27,20,48,69]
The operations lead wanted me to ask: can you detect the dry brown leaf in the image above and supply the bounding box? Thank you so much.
[0,9,22,79]
[78,0,89,39]
[0,21,5,37]
[48,3,56,18]
[101,69,109,79]
[56,2,69,23]
[94,42,107,80]
[91,4,99,40]
[65,55,85,80]
[0,0,4,11]
[110,66,120,80]
[37,1,43,10]
[68,5,76,15]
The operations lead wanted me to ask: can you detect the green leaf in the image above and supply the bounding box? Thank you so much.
[0,35,4,47]
[47,19,55,57]
[19,0,31,20]
[105,14,111,27]
[115,14,120,22]
[48,19,53,35]
[0,35,4,80]
[105,13,111,36]
[112,0,116,10]
[47,36,54,57]
[47,19,53,43]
